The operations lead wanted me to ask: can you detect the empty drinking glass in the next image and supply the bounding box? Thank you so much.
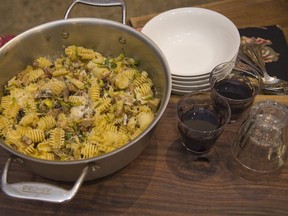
[229,100,288,183]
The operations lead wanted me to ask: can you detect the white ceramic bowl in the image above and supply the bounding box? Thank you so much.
[142,7,240,77]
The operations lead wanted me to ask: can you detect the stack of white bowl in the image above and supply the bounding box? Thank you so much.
[171,73,211,95]
[141,7,240,95]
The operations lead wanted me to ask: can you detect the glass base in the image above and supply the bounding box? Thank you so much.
[181,141,219,173]
[181,141,211,155]
[227,154,282,184]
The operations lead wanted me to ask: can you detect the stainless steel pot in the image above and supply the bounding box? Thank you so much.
[0,0,171,203]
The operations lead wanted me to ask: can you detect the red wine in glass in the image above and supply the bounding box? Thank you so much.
[214,79,254,120]
[178,108,221,154]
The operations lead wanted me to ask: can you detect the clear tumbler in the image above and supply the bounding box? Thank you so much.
[229,100,288,183]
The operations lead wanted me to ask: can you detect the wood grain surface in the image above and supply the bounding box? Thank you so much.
[1,0,288,215]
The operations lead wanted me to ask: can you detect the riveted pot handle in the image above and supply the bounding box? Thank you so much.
[64,0,127,24]
[1,157,89,203]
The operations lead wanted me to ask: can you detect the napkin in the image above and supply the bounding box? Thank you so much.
[0,35,14,47]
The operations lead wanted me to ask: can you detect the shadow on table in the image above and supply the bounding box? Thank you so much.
[165,138,220,182]
[165,134,288,204]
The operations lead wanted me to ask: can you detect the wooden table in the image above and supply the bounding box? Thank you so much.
[1,0,288,215]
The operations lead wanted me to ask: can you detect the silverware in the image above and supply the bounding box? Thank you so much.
[261,82,288,95]
[238,43,288,95]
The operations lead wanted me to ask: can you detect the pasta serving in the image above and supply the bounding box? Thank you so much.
[0,45,160,161]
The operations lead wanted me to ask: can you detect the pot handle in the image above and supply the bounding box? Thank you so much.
[1,157,89,203]
[64,0,127,24]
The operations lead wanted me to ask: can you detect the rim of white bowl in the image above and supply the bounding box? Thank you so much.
[141,7,240,77]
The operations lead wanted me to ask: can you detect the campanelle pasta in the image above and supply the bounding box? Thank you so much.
[0,45,160,161]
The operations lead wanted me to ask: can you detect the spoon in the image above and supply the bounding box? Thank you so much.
[238,43,288,94]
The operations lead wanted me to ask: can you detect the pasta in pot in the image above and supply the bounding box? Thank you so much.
[0,45,160,161]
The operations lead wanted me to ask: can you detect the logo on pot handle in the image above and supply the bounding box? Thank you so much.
[22,185,52,196]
